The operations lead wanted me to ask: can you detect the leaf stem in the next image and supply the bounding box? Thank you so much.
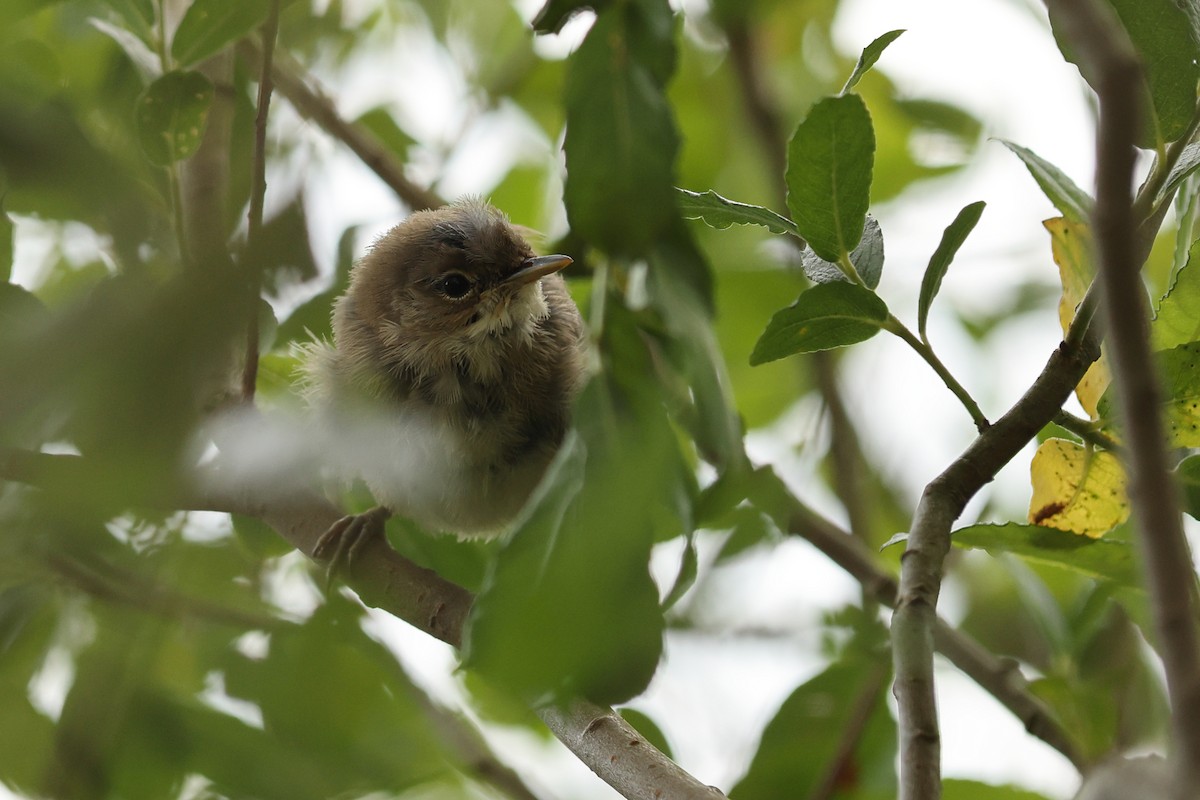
[885,314,990,432]
[1133,99,1200,224]
[1053,410,1122,452]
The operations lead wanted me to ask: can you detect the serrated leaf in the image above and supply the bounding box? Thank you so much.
[918,200,985,339]
[675,188,796,236]
[171,0,271,68]
[1046,217,1109,416]
[135,70,214,166]
[562,1,677,253]
[799,214,884,289]
[1151,238,1200,350]
[1099,341,1200,447]
[1000,140,1093,222]
[841,29,905,95]
[750,282,888,365]
[953,523,1138,585]
[1028,439,1129,537]
[785,94,875,263]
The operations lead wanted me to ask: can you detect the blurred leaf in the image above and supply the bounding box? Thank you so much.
[1151,237,1200,350]
[1179,454,1200,520]
[135,70,214,166]
[1048,0,1199,147]
[954,523,1139,585]
[676,188,797,235]
[1028,438,1129,537]
[841,29,905,95]
[732,627,894,799]
[1046,217,1109,416]
[799,214,884,289]
[466,305,682,705]
[90,17,160,79]
[786,94,875,263]
[1000,141,1093,222]
[171,0,271,68]
[532,0,607,34]
[750,282,888,365]
[353,107,416,159]
[618,708,673,760]
[100,0,157,44]
[0,585,57,795]
[562,0,678,254]
[244,194,320,295]
[661,533,698,611]
[942,779,1052,800]
[0,202,12,283]
[1098,341,1200,447]
[276,225,360,345]
[918,200,985,339]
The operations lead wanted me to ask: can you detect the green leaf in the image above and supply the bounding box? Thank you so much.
[952,523,1139,586]
[617,709,673,760]
[999,140,1093,222]
[918,201,985,339]
[532,0,608,34]
[1177,454,1200,521]
[786,94,875,263]
[799,214,884,289]
[354,107,416,159]
[562,0,678,253]
[1158,142,1200,206]
[465,306,679,705]
[675,188,797,236]
[841,29,905,95]
[134,70,214,166]
[0,200,12,283]
[1151,238,1200,350]
[101,0,156,43]
[1047,0,1200,147]
[1098,341,1200,446]
[732,626,895,800]
[171,0,271,68]
[943,780,1053,800]
[660,533,698,611]
[750,282,888,365]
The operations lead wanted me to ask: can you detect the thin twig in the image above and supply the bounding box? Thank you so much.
[1054,410,1122,452]
[1047,1,1200,795]
[240,41,444,213]
[240,0,283,402]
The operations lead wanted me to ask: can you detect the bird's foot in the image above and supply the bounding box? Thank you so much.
[313,506,391,592]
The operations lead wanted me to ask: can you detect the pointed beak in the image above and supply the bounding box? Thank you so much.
[504,254,573,287]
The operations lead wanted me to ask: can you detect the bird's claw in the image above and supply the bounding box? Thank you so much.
[313,506,391,593]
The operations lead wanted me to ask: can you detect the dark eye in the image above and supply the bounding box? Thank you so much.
[434,272,473,299]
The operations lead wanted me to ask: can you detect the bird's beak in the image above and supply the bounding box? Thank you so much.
[505,254,573,287]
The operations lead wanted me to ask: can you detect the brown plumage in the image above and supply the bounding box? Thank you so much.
[304,198,585,537]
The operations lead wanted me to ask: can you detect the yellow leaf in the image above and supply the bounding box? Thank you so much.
[1028,438,1129,537]
[1045,217,1110,417]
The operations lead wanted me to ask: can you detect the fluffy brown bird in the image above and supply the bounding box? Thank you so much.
[303,199,585,557]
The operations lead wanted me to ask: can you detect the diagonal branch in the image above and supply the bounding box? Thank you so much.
[1047,0,1200,796]
[239,40,444,213]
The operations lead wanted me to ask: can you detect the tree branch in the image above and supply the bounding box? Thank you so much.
[1046,0,1200,795]
[239,40,444,213]
[0,446,724,800]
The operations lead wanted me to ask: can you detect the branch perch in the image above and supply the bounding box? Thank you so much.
[1046,0,1200,795]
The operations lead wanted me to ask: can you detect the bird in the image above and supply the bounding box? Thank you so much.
[301,198,586,569]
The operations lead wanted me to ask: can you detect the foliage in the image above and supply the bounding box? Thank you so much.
[2,0,1199,799]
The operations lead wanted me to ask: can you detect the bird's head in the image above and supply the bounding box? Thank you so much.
[333,198,573,379]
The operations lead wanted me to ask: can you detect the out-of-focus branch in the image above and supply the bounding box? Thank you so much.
[1046,1,1200,796]
[180,51,235,267]
[785,495,1087,771]
[240,0,282,402]
[0,446,725,800]
[240,40,443,213]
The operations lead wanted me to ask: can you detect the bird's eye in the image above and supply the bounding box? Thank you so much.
[435,272,473,299]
